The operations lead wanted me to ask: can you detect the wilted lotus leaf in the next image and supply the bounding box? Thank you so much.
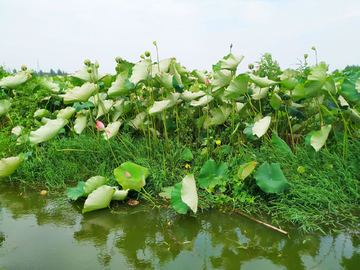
[128,200,139,206]
[63,82,97,104]
[114,161,149,191]
[82,185,115,213]
[0,156,23,178]
[0,72,29,89]
[238,161,258,180]
[83,176,109,196]
[17,118,68,146]
[0,99,11,116]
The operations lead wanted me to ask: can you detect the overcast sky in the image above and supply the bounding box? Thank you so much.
[1,0,359,74]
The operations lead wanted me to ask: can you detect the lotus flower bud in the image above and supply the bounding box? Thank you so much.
[145,51,151,57]
[248,63,254,70]
[205,78,210,86]
[95,60,99,68]
[84,59,91,66]
[21,65,27,71]
[153,41,157,46]
[311,46,316,50]
[140,54,145,59]
[87,67,92,73]
[125,171,131,178]
[115,56,122,64]
[304,54,308,59]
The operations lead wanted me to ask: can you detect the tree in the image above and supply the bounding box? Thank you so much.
[12,68,17,73]
[39,70,43,76]
[49,69,56,76]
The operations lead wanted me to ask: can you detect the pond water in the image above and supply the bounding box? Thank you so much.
[0,184,359,270]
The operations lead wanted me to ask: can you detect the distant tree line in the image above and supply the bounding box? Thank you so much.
[12,68,68,76]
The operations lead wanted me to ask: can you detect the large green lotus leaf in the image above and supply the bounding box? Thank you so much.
[252,116,271,138]
[57,107,76,119]
[219,53,244,71]
[251,86,269,100]
[310,125,331,152]
[211,69,233,91]
[237,161,258,180]
[324,77,336,95]
[280,77,298,90]
[198,160,228,189]
[0,156,23,178]
[204,105,232,128]
[63,83,97,104]
[181,148,193,162]
[340,78,360,103]
[291,83,306,102]
[40,78,60,92]
[159,186,174,200]
[67,181,86,200]
[181,174,198,214]
[190,95,213,107]
[0,99,11,116]
[108,71,129,97]
[111,99,131,121]
[34,109,50,118]
[191,70,206,84]
[171,182,189,214]
[254,163,291,194]
[71,65,106,85]
[272,131,293,155]
[304,62,328,97]
[103,121,122,140]
[96,100,114,119]
[155,72,174,90]
[82,185,115,213]
[17,118,68,146]
[74,114,87,134]
[270,93,282,110]
[129,59,151,86]
[0,72,29,89]
[224,74,249,99]
[180,90,206,102]
[114,161,149,191]
[83,176,109,196]
[111,188,129,201]
[249,73,278,88]
[150,58,174,76]
[128,111,147,130]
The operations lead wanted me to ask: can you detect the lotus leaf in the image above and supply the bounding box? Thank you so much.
[244,123,259,140]
[17,118,68,146]
[74,114,87,134]
[82,185,115,213]
[180,90,206,102]
[211,70,232,91]
[249,74,278,88]
[129,59,151,86]
[71,65,106,85]
[204,105,232,128]
[237,161,258,180]
[159,187,174,200]
[271,131,293,155]
[198,160,228,189]
[96,100,114,119]
[156,72,174,90]
[0,156,23,178]
[191,70,206,84]
[252,116,271,138]
[251,86,269,100]
[181,148,193,162]
[180,174,198,213]
[310,125,331,152]
[34,109,50,118]
[171,182,189,214]
[270,93,282,110]
[67,181,86,200]
[291,84,306,102]
[190,95,213,107]
[111,99,131,121]
[224,74,249,99]
[219,53,244,71]
[340,78,360,103]
[11,126,23,136]
[0,72,29,89]
[63,82,97,104]
[304,62,328,97]
[40,78,60,92]
[150,58,173,76]
[253,163,291,194]
[280,77,298,90]
[111,188,129,201]
[114,161,149,191]
[57,107,76,119]
[103,121,122,140]
[108,71,129,97]
[325,77,337,95]
[0,99,11,116]
[83,176,109,196]
[128,111,147,130]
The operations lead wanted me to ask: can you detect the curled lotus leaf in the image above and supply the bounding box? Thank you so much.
[0,72,29,89]
[0,156,23,178]
[82,185,115,213]
[0,99,11,116]
[63,82,98,104]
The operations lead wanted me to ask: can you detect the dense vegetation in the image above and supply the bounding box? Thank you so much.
[1,46,359,233]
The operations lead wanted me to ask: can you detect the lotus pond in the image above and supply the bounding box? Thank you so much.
[1,183,359,270]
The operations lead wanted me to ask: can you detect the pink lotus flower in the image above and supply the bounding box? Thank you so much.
[205,78,210,86]
[125,171,131,178]
[96,121,111,134]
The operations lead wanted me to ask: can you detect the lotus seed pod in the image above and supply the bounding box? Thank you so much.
[21,65,27,71]
[84,59,91,66]
[115,56,122,63]
[248,63,254,70]
[304,54,308,59]
[140,54,145,59]
[230,43,233,49]
[145,51,151,57]
[153,41,157,46]
[29,69,34,75]
[95,60,99,68]
[311,46,316,50]
[87,67,92,73]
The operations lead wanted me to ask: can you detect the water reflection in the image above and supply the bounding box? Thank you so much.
[0,184,359,270]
